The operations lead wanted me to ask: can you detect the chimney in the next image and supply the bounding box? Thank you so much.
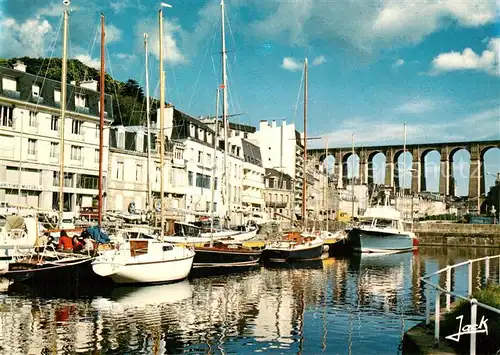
[13,61,26,72]
[80,80,98,91]
[271,120,276,128]
[282,119,286,127]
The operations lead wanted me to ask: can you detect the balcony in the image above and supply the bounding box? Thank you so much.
[29,96,44,104]
[2,89,20,99]
[265,201,287,208]
[27,152,37,161]
[75,105,90,115]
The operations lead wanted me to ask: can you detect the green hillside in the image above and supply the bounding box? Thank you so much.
[0,57,159,126]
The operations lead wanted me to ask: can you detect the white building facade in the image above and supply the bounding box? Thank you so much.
[0,62,111,212]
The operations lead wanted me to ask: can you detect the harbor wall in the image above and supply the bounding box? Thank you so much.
[412,223,500,247]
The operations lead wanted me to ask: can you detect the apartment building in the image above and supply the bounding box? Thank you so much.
[241,139,265,221]
[106,121,187,213]
[0,61,112,212]
[251,119,304,217]
[263,168,294,225]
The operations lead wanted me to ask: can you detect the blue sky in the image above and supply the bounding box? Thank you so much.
[1,0,499,195]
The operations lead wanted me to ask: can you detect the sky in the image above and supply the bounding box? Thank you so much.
[0,0,499,196]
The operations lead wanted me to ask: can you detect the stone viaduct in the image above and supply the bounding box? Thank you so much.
[307,140,500,199]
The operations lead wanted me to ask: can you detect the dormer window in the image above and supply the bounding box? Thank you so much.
[117,131,125,149]
[136,133,144,152]
[75,93,86,108]
[32,85,40,97]
[2,76,19,99]
[198,128,204,140]
[189,124,195,137]
[54,89,61,103]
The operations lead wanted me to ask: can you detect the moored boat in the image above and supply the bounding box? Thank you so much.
[193,241,262,269]
[92,238,195,284]
[262,232,325,263]
[346,206,418,253]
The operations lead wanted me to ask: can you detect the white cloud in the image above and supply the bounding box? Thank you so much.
[110,1,129,14]
[74,54,100,69]
[106,24,122,43]
[247,0,496,52]
[115,53,136,61]
[0,17,53,58]
[281,57,302,71]
[135,19,186,65]
[36,2,79,17]
[395,99,440,114]
[430,37,499,76]
[393,59,405,67]
[312,55,326,66]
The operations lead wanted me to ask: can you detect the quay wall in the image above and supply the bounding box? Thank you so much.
[412,223,500,247]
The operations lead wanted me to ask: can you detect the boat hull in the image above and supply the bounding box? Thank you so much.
[92,254,195,285]
[262,240,325,262]
[3,256,94,284]
[347,228,415,253]
[192,248,261,268]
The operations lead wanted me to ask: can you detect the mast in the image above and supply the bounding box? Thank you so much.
[302,58,308,230]
[58,5,69,226]
[324,138,328,232]
[210,88,220,245]
[98,14,105,226]
[144,33,152,210]
[159,9,165,237]
[351,134,355,223]
[221,0,230,228]
[401,123,406,199]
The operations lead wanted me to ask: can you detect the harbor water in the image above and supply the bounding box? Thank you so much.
[0,247,498,354]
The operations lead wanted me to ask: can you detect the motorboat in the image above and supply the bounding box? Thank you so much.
[346,205,419,253]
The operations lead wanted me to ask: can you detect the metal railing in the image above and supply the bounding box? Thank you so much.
[420,255,500,355]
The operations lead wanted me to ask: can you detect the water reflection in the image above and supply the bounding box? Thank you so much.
[0,247,499,354]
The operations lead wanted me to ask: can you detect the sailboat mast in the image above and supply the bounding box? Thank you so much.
[210,88,220,244]
[159,9,165,237]
[402,123,407,198]
[351,134,355,222]
[58,7,69,226]
[98,14,105,226]
[302,58,308,230]
[144,33,152,210]
[325,137,328,232]
[221,0,230,227]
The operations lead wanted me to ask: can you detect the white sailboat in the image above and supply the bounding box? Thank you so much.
[91,5,195,284]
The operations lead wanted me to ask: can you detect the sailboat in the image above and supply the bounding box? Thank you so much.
[262,59,325,263]
[91,6,195,284]
[188,0,262,271]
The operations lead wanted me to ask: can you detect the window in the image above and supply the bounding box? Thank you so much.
[54,89,61,103]
[50,116,59,131]
[71,146,82,161]
[195,173,210,189]
[95,124,99,138]
[118,132,125,148]
[282,181,287,189]
[2,77,16,91]
[136,164,143,182]
[75,93,86,107]
[265,178,269,188]
[50,142,59,158]
[214,177,218,190]
[197,151,202,164]
[274,179,278,188]
[71,119,82,135]
[28,111,37,127]
[188,171,194,186]
[76,174,98,189]
[27,139,37,155]
[0,106,13,127]
[244,133,248,139]
[174,147,182,160]
[116,162,124,180]
[94,149,99,163]
[206,153,211,166]
[155,166,161,183]
[235,130,240,136]
[286,195,289,203]
[32,85,40,97]
[206,202,210,212]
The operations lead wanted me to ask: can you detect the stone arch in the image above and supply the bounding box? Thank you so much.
[367,151,385,186]
[394,149,413,191]
[449,147,470,197]
[421,149,441,192]
[481,145,500,197]
[342,151,360,186]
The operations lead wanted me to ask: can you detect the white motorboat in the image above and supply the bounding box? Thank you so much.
[163,222,257,245]
[92,238,195,284]
[0,215,39,271]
